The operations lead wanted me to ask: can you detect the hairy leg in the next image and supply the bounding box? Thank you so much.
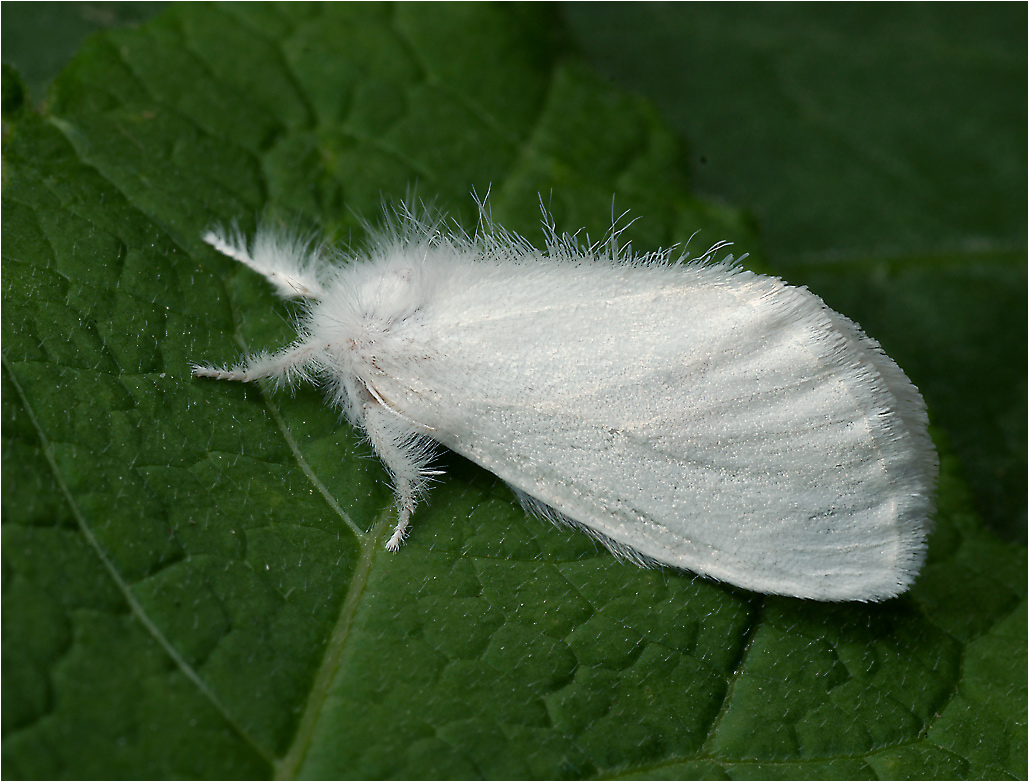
[204,225,327,300]
[191,341,319,385]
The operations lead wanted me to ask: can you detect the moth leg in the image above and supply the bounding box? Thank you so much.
[361,403,434,552]
[203,225,327,300]
[191,342,318,384]
[385,498,415,553]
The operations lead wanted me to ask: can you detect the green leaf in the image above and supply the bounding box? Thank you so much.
[565,4,1028,545]
[0,2,167,102]
[2,4,1024,779]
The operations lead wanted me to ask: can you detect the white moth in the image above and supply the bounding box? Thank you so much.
[192,199,937,602]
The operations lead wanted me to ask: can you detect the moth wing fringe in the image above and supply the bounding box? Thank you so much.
[510,487,661,569]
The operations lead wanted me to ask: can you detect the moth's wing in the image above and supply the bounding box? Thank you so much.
[377,262,937,601]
